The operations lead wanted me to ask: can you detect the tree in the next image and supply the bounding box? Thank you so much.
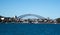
[56,18,60,23]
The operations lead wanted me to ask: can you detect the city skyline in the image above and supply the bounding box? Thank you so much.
[0,0,60,19]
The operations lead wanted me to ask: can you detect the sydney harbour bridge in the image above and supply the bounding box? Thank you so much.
[14,14,55,24]
[18,14,46,19]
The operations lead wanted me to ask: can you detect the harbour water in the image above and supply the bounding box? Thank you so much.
[0,23,60,35]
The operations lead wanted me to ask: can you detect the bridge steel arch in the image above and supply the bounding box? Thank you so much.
[18,14,46,19]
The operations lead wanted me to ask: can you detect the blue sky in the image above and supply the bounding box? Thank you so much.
[0,0,60,19]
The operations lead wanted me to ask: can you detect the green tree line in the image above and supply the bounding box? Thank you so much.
[56,18,60,23]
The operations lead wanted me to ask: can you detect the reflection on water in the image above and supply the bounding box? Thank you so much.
[0,23,60,35]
